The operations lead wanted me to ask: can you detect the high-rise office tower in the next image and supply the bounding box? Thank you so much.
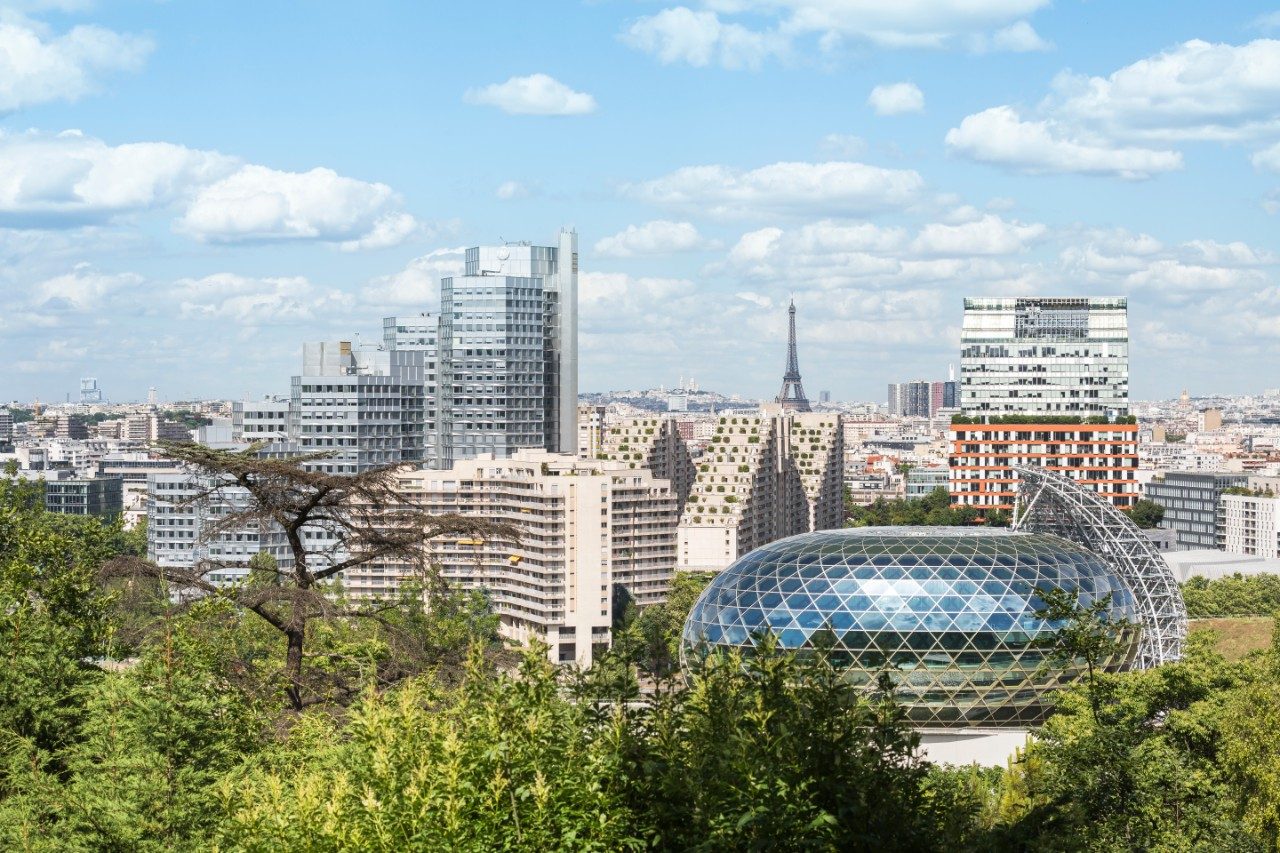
[385,229,578,468]
[950,297,1136,511]
[382,313,443,467]
[79,377,102,404]
[960,297,1129,417]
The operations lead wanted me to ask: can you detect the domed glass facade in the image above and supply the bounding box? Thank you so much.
[681,528,1139,727]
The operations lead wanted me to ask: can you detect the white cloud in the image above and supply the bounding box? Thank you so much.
[593,220,715,257]
[910,215,1046,256]
[337,212,421,252]
[0,130,237,224]
[0,131,421,248]
[174,273,354,324]
[360,247,465,309]
[1051,39,1280,143]
[178,165,419,248]
[464,73,596,116]
[623,7,787,69]
[945,106,1183,179]
[496,180,529,200]
[627,160,924,217]
[33,263,141,310]
[867,82,923,115]
[978,21,1051,53]
[951,38,1280,178]
[0,20,151,112]
[1254,140,1280,172]
[622,1,1051,59]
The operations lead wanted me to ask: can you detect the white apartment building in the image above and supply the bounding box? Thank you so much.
[289,341,425,474]
[1219,490,1280,558]
[351,450,681,666]
[678,409,844,573]
[577,404,607,459]
[231,398,290,442]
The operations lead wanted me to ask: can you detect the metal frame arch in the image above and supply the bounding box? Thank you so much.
[1010,466,1186,668]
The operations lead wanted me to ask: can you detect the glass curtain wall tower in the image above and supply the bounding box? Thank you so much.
[385,229,578,468]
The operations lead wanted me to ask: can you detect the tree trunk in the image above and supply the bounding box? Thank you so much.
[285,626,305,711]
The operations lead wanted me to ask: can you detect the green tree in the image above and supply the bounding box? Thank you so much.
[1129,499,1165,529]
[0,475,117,763]
[621,571,714,676]
[1032,586,1135,723]
[110,441,512,710]
[215,644,638,851]
[4,601,271,850]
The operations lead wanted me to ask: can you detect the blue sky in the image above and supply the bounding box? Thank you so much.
[4,0,1280,403]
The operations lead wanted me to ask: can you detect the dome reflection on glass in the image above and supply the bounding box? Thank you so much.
[680,527,1139,727]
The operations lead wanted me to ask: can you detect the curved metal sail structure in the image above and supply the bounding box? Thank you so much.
[1011,466,1187,668]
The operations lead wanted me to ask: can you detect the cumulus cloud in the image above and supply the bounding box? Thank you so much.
[627,160,924,218]
[622,1,1051,59]
[977,21,1051,53]
[1051,39,1280,143]
[867,82,924,115]
[33,263,141,311]
[464,73,596,115]
[593,220,715,257]
[1254,141,1280,172]
[0,19,151,112]
[0,131,421,248]
[496,180,530,200]
[910,215,1046,256]
[951,38,1280,178]
[622,7,787,69]
[360,247,466,309]
[174,273,354,324]
[0,130,236,224]
[945,106,1183,179]
[177,165,419,247]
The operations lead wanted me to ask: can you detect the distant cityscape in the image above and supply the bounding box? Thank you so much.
[6,251,1280,671]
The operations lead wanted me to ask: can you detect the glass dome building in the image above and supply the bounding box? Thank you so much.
[681,527,1139,727]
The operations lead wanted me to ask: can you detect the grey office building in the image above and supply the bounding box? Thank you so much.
[1146,471,1247,550]
[289,341,425,475]
[45,476,123,519]
[385,229,579,468]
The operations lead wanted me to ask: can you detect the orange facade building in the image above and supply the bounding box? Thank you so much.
[948,421,1139,511]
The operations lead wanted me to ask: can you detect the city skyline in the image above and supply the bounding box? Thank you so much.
[3,2,1280,402]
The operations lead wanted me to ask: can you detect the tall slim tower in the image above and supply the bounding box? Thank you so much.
[776,300,811,412]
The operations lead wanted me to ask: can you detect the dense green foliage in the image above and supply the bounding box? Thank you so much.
[847,487,1011,528]
[3,479,1280,850]
[1183,572,1280,618]
[1129,498,1164,529]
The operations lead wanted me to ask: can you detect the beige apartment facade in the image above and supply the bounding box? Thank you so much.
[349,450,679,666]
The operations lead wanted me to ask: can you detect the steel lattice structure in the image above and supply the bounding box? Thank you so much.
[775,300,811,412]
[1011,466,1186,668]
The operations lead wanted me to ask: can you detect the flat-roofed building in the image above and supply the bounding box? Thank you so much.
[950,296,1135,512]
[353,451,680,666]
[1146,470,1247,550]
[45,476,123,520]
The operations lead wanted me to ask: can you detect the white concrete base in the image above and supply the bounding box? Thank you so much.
[916,728,1032,767]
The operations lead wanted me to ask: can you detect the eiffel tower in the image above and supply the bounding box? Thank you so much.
[775,300,811,412]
